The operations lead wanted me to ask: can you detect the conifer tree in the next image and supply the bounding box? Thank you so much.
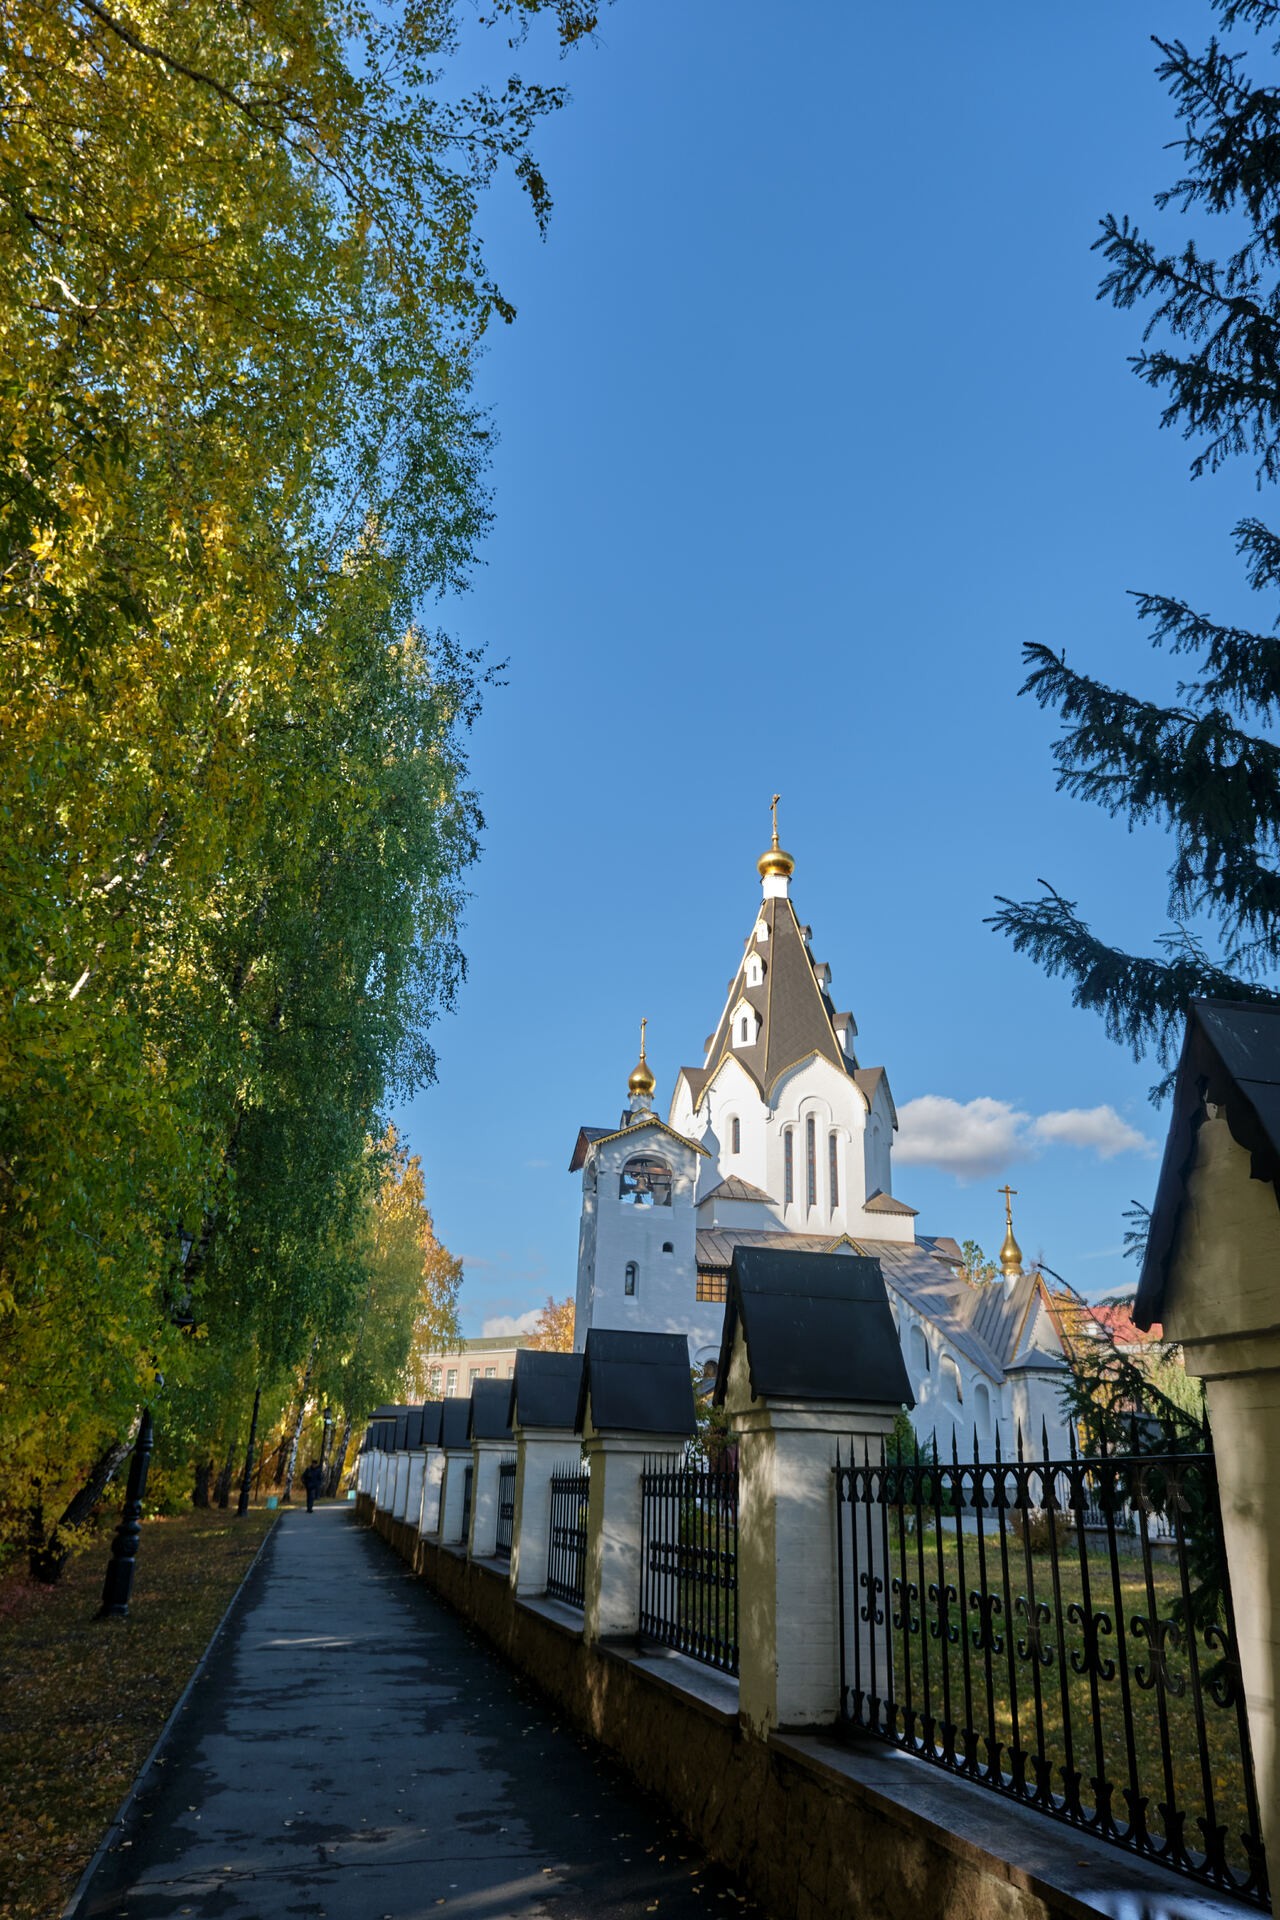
[991,2,1280,1067]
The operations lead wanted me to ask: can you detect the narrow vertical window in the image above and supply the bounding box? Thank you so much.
[806,1115,816,1208]
[829,1132,839,1210]
[624,1261,638,1296]
[731,1115,741,1155]
[784,1130,794,1205]
[740,1016,749,1043]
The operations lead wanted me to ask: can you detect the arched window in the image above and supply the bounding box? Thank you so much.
[828,1131,839,1210]
[730,1115,741,1155]
[974,1382,992,1442]
[662,1241,673,1254]
[619,1156,672,1206]
[805,1115,817,1208]
[910,1326,931,1379]
[740,1016,750,1043]
[783,1130,794,1206]
[941,1354,963,1405]
[624,1261,638,1296]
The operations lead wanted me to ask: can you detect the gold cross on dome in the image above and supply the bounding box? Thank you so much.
[997,1183,1018,1226]
[770,792,781,848]
[639,1015,647,1060]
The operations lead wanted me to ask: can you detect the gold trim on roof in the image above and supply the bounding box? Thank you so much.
[583,1115,709,1157]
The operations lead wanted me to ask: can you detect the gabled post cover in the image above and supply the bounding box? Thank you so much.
[511,1349,584,1430]
[713,1245,912,1407]
[468,1377,516,1441]
[440,1397,472,1451]
[418,1402,444,1449]
[1136,997,1280,1329]
[574,1329,696,1436]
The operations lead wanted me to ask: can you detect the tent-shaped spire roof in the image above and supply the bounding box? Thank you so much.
[679,821,879,1110]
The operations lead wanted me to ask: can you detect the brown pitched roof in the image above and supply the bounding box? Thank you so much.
[865,1189,918,1216]
[681,894,872,1107]
[698,1176,777,1208]
[694,1229,1068,1384]
[568,1116,707,1173]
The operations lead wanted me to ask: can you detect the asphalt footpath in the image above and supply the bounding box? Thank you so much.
[73,1502,768,1920]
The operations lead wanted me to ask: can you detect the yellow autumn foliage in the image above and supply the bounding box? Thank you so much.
[0,0,593,1565]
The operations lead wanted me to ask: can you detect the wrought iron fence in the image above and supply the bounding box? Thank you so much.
[495,1458,517,1559]
[460,1462,473,1545]
[547,1465,589,1608]
[835,1430,1267,1905]
[639,1457,738,1676]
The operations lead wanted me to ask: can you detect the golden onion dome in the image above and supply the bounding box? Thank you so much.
[758,791,795,879]
[997,1183,1024,1280]
[999,1223,1024,1281]
[628,1056,656,1097]
[628,1017,655,1098]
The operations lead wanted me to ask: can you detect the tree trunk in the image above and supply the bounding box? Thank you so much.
[215,1445,235,1509]
[191,1459,213,1508]
[27,1436,132,1583]
[281,1339,319,1503]
[237,1386,261,1517]
[326,1416,352,1497]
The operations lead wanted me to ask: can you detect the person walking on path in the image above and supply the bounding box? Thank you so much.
[301,1460,324,1512]
[72,1505,764,1919]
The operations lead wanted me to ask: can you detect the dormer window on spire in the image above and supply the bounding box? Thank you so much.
[731,999,758,1047]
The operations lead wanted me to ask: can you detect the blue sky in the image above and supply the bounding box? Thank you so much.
[395,1,1267,1332]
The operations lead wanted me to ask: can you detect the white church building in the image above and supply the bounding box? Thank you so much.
[570,808,1072,1454]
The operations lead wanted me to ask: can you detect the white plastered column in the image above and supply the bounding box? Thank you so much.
[582,1428,684,1643]
[373,1451,392,1510]
[402,1452,426,1528]
[1157,1112,1280,1876]
[510,1427,579,1596]
[468,1438,509,1559]
[731,1398,896,1736]
[418,1448,446,1535]
[439,1449,472,1545]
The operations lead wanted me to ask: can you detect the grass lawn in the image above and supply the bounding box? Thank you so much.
[0,1506,277,1920]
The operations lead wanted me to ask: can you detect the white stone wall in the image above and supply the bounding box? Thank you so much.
[573,1122,705,1348]
[671,1042,906,1244]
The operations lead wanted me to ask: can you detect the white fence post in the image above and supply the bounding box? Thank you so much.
[716,1246,911,1738]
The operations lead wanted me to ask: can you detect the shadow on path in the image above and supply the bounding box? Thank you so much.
[75,1504,769,1920]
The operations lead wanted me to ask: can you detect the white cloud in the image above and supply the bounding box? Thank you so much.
[480,1308,542,1337]
[895,1096,1030,1181]
[896,1095,1154,1183]
[1030,1106,1154,1159]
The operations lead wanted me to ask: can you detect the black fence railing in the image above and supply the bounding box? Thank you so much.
[639,1458,738,1676]
[460,1462,473,1545]
[835,1431,1267,1906]
[495,1458,517,1559]
[547,1466,588,1608]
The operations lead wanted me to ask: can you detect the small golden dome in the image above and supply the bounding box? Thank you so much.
[758,791,795,879]
[997,1182,1024,1280]
[628,1055,656,1097]
[628,1017,655,1098]
[757,844,796,879]
[999,1223,1024,1281]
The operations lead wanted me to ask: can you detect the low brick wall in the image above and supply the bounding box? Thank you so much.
[363,1514,1216,1920]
